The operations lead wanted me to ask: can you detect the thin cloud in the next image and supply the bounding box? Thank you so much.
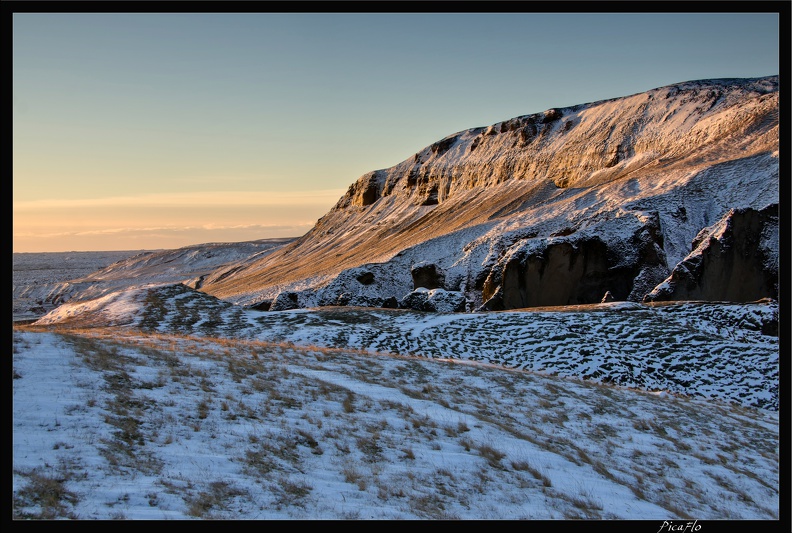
[14,223,313,240]
[13,190,347,211]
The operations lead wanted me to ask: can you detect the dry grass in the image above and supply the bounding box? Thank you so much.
[12,323,780,520]
[13,459,83,519]
[185,480,248,518]
[476,443,506,469]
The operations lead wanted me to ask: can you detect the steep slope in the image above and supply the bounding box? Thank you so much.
[203,77,779,310]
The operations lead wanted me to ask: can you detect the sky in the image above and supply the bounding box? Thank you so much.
[12,10,781,253]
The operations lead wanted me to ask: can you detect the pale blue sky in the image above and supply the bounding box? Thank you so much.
[12,12,781,252]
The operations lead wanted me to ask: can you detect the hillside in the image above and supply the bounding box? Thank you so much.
[13,318,779,520]
[194,76,779,312]
[12,239,294,322]
[13,250,149,322]
[17,76,778,319]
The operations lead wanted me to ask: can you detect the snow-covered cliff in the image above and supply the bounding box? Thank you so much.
[197,76,778,311]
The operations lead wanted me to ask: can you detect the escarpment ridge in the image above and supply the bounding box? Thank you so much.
[26,76,776,316]
[197,76,778,312]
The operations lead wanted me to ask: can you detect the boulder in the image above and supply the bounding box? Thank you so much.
[400,288,432,311]
[399,288,466,313]
[270,291,301,311]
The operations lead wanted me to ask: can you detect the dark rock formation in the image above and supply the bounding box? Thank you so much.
[541,108,562,123]
[270,291,301,311]
[251,300,272,311]
[411,262,446,290]
[482,238,615,310]
[644,204,779,303]
[382,296,399,309]
[480,214,669,311]
[336,170,384,208]
[400,288,466,313]
[315,263,412,309]
[417,183,440,206]
[399,290,432,311]
[430,135,458,156]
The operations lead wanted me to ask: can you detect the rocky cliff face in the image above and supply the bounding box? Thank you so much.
[198,76,779,311]
[644,204,779,303]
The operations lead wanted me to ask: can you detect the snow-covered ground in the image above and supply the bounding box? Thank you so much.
[12,326,779,520]
[13,253,781,520]
[12,239,292,322]
[12,250,146,321]
[33,281,779,411]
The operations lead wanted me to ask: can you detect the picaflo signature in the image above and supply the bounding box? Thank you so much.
[658,520,701,533]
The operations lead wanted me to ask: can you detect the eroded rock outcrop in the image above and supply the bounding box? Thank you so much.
[480,212,670,310]
[315,263,412,309]
[644,204,778,303]
[270,291,301,311]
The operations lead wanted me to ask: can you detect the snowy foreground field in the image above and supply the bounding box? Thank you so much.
[12,325,780,521]
[12,256,781,521]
